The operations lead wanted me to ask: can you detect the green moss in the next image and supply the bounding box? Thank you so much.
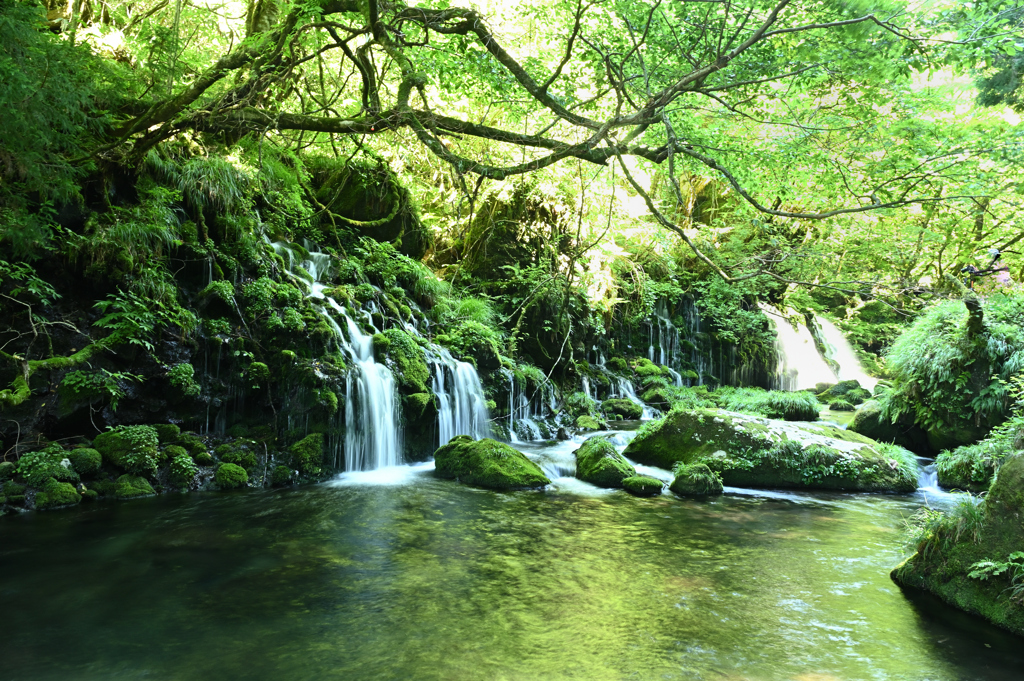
[93,425,160,476]
[168,453,199,488]
[17,446,80,487]
[249,361,270,384]
[195,451,214,466]
[0,461,15,481]
[575,415,601,431]
[574,436,635,488]
[621,475,664,497]
[215,463,248,489]
[434,436,550,490]
[167,363,201,399]
[114,474,156,499]
[217,440,259,470]
[67,448,102,477]
[988,454,1024,516]
[177,432,207,456]
[624,408,918,492]
[602,399,643,420]
[35,477,82,510]
[290,433,324,475]
[830,399,854,412]
[936,440,1011,492]
[378,328,430,394]
[153,423,182,443]
[669,463,724,497]
[271,465,294,486]
[632,358,665,378]
[606,357,629,373]
[716,387,820,421]
[641,387,671,410]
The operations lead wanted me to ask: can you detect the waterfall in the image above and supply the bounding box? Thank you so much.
[815,316,877,391]
[582,376,593,401]
[761,304,837,391]
[273,241,402,471]
[612,377,655,420]
[427,346,490,447]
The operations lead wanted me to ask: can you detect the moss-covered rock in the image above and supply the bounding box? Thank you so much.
[34,477,82,510]
[17,446,80,486]
[574,436,635,488]
[632,358,665,378]
[271,465,294,486]
[622,475,664,497]
[94,425,160,476]
[177,432,207,457]
[606,357,629,373]
[829,399,854,412]
[379,328,430,394]
[574,415,601,431]
[0,461,14,481]
[290,433,324,475]
[67,448,102,477]
[434,436,550,490]
[216,440,260,470]
[602,399,643,420]
[935,440,1012,492]
[670,463,724,497]
[892,454,1024,637]
[153,423,181,444]
[114,474,156,499]
[624,408,918,492]
[849,400,932,453]
[641,387,672,411]
[215,463,248,489]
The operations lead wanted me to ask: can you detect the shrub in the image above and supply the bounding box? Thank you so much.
[565,391,598,418]
[93,425,160,476]
[168,453,199,489]
[216,463,248,489]
[17,446,79,487]
[67,448,102,477]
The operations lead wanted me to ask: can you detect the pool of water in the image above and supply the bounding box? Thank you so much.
[2,431,1022,680]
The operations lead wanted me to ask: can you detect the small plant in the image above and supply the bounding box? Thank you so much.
[93,425,160,476]
[16,445,80,487]
[168,453,199,488]
[59,369,142,412]
[167,363,201,398]
[968,552,1024,606]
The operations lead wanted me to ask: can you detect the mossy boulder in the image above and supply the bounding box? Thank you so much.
[215,463,248,489]
[271,465,294,486]
[67,448,102,477]
[849,400,932,453]
[641,387,672,411]
[606,357,629,373]
[114,474,156,499]
[434,436,550,490]
[93,425,160,476]
[153,423,181,444]
[623,408,918,492]
[602,399,643,420]
[290,433,324,475]
[829,399,854,412]
[216,440,259,470]
[17,447,80,486]
[177,432,208,457]
[574,415,602,431]
[574,436,635,488]
[892,454,1024,637]
[403,392,439,461]
[168,453,199,489]
[935,440,1011,492]
[632,358,665,378]
[34,478,82,510]
[0,461,15,481]
[622,475,664,497]
[670,463,724,497]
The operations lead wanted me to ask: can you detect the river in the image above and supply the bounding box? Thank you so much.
[2,427,1022,680]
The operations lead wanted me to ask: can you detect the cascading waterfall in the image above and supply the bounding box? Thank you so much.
[761,303,838,391]
[815,316,877,391]
[427,346,490,447]
[611,377,655,420]
[273,241,402,471]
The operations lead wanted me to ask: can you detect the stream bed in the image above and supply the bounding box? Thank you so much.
[2,430,1023,680]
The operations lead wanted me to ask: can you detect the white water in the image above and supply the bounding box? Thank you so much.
[816,316,878,391]
[427,346,490,447]
[612,377,655,420]
[761,304,838,391]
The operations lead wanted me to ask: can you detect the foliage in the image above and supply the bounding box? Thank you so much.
[716,387,820,422]
[16,445,80,487]
[67,449,102,477]
[93,425,160,476]
[905,495,987,561]
[168,453,199,488]
[968,552,1024,607]
[881,293,1024,439]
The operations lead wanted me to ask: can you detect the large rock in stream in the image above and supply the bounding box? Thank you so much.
[892,453,1024,637]
[623,408,917,492]
[434,436,550,490]
[574,436,635,488]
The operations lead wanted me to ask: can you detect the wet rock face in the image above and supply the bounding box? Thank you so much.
[574,436,635,488]
[433,436,550,490]
[624,408,917,492]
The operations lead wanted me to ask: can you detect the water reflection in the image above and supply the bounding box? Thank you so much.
[1,457,1021,679]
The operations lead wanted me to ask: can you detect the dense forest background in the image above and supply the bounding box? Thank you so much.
[0,0,1021,462]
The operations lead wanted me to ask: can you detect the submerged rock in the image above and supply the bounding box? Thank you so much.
[621,475,664,497]
[669,463,724,497]
[623,408,917,492]
[574,436,635,488]
[892,454,1024,637]
[434,436,550,490]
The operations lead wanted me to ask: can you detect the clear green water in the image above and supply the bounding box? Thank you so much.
[2,455,1023,680]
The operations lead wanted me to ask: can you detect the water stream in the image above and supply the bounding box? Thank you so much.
[2,426,1019,680]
